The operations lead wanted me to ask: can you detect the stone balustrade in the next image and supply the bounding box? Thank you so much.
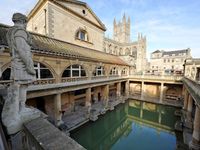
[23,117,85,150]
[61,77,88,83]
[109,75,120,78]
[129,74,183,81]
[1,74,182,87]
[0,80,12,87]
[32,78,56,85]
[91,75,107,80]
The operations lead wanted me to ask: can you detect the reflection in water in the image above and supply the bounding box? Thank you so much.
[70,100,180,150]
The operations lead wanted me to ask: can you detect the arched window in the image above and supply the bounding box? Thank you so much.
[0,67,11,80]
[34,62,53,79]
[93,66,105,76]
[110,67,118,75]
[62,64,86,77]
[0,62,53,80]
[76,29,88,41]
[121,68,127,76]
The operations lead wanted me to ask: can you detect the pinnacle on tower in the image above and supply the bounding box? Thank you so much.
[138,33,141,40]
[113,18,116,26]
[128,16,130,24]
[123,13,126,22]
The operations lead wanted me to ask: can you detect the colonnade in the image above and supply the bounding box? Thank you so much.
[52,80,129,125]
[183,87,200,150]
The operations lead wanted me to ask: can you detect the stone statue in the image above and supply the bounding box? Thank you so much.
[6,13,36,83]
[0,46,5,78]
[2,13,40,135]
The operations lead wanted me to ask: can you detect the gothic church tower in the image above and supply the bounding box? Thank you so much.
[113,14,130,43]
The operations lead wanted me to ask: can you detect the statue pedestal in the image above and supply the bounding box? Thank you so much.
[2,83,42,135]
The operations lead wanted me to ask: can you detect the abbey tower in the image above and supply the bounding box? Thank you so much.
[104,14,147,73]
[113,14,130,43]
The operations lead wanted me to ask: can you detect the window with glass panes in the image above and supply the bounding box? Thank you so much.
[121,68,127,75]
[62,64,86,77]
[93,66,104,76]
[34,62,53,79]
[0,67,11,80]
[76,29,88,41]
[110,67,118,75]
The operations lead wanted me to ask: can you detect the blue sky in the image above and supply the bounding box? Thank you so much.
[0,0,200,59]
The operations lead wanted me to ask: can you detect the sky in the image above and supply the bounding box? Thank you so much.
[0,0,200,59]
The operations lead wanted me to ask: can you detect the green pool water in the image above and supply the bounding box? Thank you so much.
[70,100,180,150]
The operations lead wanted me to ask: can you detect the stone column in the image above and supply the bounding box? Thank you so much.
[69,91,75,112]
[116,82,121,98]
[125,80,129,97]
[141,81,145,98]
[187,95,193,122]
[85,88,91,115]
[160,82,164,103]
[93,88,98,103]
[54,93,63,126]
[86,88,91,106]
[190,106,200,150]
[183,90,189,110]
[102,85,109,108]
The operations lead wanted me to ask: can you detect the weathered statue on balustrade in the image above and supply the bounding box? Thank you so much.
[0,46,5,78]
[1,13,40,135]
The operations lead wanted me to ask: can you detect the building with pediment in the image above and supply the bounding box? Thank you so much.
[1,1,200,150]
[27,0,147,73]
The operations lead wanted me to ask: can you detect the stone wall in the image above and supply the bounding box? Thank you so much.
[28,1,105,51]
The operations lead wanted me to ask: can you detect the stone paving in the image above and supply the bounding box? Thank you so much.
[62,106,89,131]
[62,97,128,131]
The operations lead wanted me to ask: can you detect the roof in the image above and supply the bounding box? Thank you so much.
[185,58,200,65]
[0,23,128,66]
[152,50,161,54]
[104,37,138,46]
[162,49,190,56]
[28,0,106,31]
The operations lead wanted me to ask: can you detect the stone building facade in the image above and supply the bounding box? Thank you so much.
[27,0,106,51]
[150,49,192,75]
[184,58,200,82]
[27,0,147,73]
